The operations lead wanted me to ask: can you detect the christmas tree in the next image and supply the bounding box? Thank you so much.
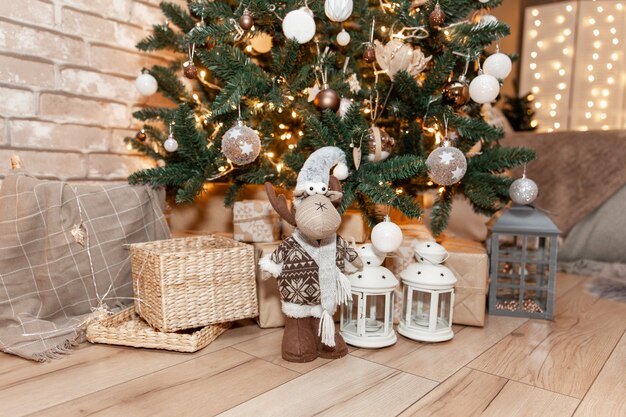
[127,0,535,235]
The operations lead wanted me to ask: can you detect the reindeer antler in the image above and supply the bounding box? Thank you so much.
[264,182,296,227]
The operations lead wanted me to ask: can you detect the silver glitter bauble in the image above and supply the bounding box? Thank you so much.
[509,176,538,205]
[426,146,467,186]
[221,120,261,165]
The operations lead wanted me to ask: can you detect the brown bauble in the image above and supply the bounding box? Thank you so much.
[183,61,198,79]
[367,126,395,162]
[429,3,446,27]
[442,79,470,107]
[239,12,254,30]
[205,37,216,50]
[314,87,341,112]
[363,45,376,63]
[135,129,147,142]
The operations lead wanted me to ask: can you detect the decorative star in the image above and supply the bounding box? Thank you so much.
[307,81,321,102]
[451,166,465,181]
[438,151,455,165]
[239,141,253,155]
[315,202,328,211]
[71,223,87,246]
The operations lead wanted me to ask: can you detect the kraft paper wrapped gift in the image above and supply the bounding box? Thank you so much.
[254,241,286,328]
[283,209,369,243]
[441,237,489,327]
[233,200,281,243]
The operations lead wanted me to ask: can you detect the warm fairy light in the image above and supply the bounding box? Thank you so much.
[532,86,540,94]
[599,100,608,108]
[555,94,562,100]
[193,93,199,101]
[298,131,304,136]
[602,125,610,130]
[534,73,541,80]
[587,101,594,107]
[556,15,565,24]
[607,63,613,70]
[427,181,434,186]
[593,29,600,37]
[530,63,537,70]
[579,126,588,131]
[588,75,595,82]
[535,102,542,109]
[381,26,387,32]
[603,89,610,97]
[530,120,539,128]
[612,38,619,45]
[608,77,615,85]
[530,30,538,38]
[550,103,557,109]
[218,166,226,172]
[562,48,569,55]
[566,5,573,12]
[592,53,599,60]
[246,45,253,52]
[563,28,572,36]
[587,64,594,71]
[277,107,283,113]
[558,69,566,76]
[276,163,283,173]
[556,35,565,43]
[611,52,619,61]
[438,187,445,193]
[593,41,601,49]
[553,62,561,69]
[279,124,287,129]
[549,110,556,117]
[610,28,617,34]
[588,18,596,25]
[200,70,206,78]
[532,9,539,17]
[600,113,608,120]
[364,108,371,114]
[291,111,297,118]
[558,83,566,90]
[266,152,274,158]
[288,144,295,150]
[255,102,263,108]
[554,122,561,129]
[537,41,544,48]
[395,188,404,195]
[126,143,133,151]
[585,112,592,119]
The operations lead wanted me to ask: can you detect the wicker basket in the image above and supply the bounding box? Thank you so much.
[130,235,258,332]
[86,307,231,352]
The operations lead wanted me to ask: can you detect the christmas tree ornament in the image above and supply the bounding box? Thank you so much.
[164,135,178,152]
[282,7,316,44]
[336,29,351,46]
[347,73,361,93]
[363,43,376,63]
[239,9,254,30]
[469,73,500,104]
[483,52,512,80]
[324,0,353,23]
[221,120,261,165]
[307,81,321,102]
[429,2,446,27]
[183,60,198,79]
[136,129,147,142]
[442,76,470,107]
[339,97,352,118]
[426,145,467,186]
[135,71,158,96]
[367,125,395,162]
[479,0,491,3]
[374,40,432,80]
[480,14,498,25]
[509,168,538,205]
[371,215,403,253]
[314,85,341,112]
[250,32,273,53]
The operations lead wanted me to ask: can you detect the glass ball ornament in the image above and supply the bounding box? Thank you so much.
[480,14,498,24]
[336,29,351,46]
[221,120,261,165]
[426,146,467,185]
[483,53,512,80]
[282,7,316,44]
[363,43,376,63]
[314,85,341,112]
[182,61,198,79]
[469,73,500,104]
[429,3,446,27]
[164,135,178,152]
[442,77,470,107]
[479,0,490,3]
[324,0,353,22]
[367,126,395,162]
[239,10,254,30]
[135,72,158,96]
[371,217,403,253]
[509,176,539,205]
[136,129,147,142]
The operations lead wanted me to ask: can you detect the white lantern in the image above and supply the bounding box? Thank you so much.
[340,244,398,348]
[399,241,457,342]
[324,0,353,23]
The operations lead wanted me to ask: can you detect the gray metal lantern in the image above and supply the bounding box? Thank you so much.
[488,205,560,320]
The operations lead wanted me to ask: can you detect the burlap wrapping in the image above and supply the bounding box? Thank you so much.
[0,171,170,361]
[253,241,286,328]
[233,200,281,243]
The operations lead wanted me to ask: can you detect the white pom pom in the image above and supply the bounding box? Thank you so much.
[333,162,349,180]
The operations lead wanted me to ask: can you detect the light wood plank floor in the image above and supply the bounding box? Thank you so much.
[2,272,625,417]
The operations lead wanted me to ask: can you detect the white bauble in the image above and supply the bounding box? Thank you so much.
[371,219,403,253]
[426,146,467,185]
[164,136,178,152]
[332,162,349,180]
[282,7,316,44]
[336,29,351,46]
[509,176,539,205]
[135,72,158,96]
[479,0,491,3]
[469,73,500,104]
[483,53,512,80]
[325,0,353,22]
[250,32,273,53]
[480,14,498,24]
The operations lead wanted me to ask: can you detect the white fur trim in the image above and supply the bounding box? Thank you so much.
[282,302,323,318]
[259,255,282,278]
[344,261,358,273]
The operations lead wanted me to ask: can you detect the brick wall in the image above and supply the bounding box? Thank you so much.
[0,0,184,184]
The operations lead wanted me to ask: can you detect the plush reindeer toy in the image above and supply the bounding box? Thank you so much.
[260,147,363,363]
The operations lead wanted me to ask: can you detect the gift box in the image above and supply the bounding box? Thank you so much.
[233,200,281,243]
[254,241,286,328]
[441,237,489,327]
[283,209,369,243]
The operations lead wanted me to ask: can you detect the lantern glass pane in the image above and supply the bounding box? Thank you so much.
[364,294,386,334]
[411,289,431,328]
[342,293,359,334]
[438,291,452,329]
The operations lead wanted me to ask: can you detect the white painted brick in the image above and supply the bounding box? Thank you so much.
[10,120,109,152]
[0,87,36,117]
[60,68,136,101]
[0,0,55,28]
[0,119,6,145]
[130,1,164,29]
[0,150,87,180]
[113,21,146,50]
[0,21,84,64]
[88,153,153,180]
[0,55,55,88]
[62,8,118,43]
[39,93,129,127]
[58,0,130,20]
[109,128,141,154]
[89,44,173,77]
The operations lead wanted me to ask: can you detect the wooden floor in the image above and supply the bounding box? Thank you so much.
[2,272,625,417]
